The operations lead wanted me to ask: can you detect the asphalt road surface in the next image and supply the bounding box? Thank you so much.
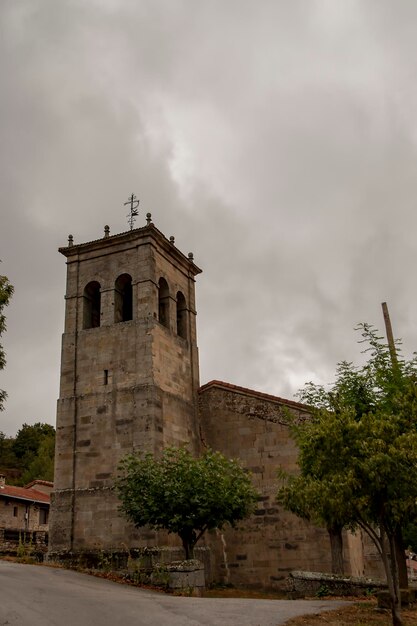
[0,561,350,626]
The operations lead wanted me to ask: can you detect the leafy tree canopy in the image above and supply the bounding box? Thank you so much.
[298,323,417,415]
[403,522,417,554]
[116,446,258,559]
[12,422,55,461]
[20,432,55,485]
[0,271,14,411]
[278,324,417,626]
[279,401,417,531]
[0,431,17,470]
[0,423,55,485]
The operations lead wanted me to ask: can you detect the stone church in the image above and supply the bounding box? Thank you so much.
[49,217,378,588]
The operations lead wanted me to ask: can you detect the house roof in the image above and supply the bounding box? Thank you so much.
[199,380,309,411]
[0,484,50,505]
[24,480,53,490]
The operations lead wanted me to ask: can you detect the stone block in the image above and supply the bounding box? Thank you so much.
[166,559,205,590]
[377,588,416,608]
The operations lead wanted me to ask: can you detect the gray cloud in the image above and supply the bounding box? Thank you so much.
[1,0,417,434]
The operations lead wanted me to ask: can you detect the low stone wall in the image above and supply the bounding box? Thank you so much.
[47,548,129,570]
[287,570,386,598]
[0,528,48,559]
[48,545,213,586]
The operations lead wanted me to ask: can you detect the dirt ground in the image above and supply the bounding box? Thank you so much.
[283,600,417,626]
[202,588,417,626]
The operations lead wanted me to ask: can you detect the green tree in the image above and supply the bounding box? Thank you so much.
[12,422,55,462]
[20,433,55,484]
[0,424,55,485]
[278,325,417,626]
[0,271,14,411]
[12,423,55,485]
[116,446,258,559]
[0,431,18,471]
[403,522,417,553]
[300,326,415,588]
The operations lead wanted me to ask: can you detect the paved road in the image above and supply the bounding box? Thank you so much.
[0,561,350,626]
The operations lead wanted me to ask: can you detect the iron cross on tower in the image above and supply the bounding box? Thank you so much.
[124,193,140,230]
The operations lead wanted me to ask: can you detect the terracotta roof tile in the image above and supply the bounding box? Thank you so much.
[24,480,53,489]
[0,484,50,504]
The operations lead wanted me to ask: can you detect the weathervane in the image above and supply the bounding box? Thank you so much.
[124,193,140,230]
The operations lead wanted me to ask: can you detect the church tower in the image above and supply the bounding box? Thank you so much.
[49,217,202,556]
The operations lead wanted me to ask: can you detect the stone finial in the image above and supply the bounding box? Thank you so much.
[104,225,110,238]
[68,235,74,247]
[188,252,194,262]
[146,212,152,225]
[169,236,175,244]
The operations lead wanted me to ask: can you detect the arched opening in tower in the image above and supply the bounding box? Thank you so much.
[83,281,101,329]
[114,273,133,322]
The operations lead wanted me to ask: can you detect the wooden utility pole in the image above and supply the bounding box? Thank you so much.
[382,301,398,369]
[381,301,408,589]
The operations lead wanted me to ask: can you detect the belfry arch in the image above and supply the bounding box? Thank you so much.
[114,273,133,322]
[176,291,187,339]
[158,277,170,328]
[83,281,101,329]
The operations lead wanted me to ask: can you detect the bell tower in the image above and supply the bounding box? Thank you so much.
[49,217,202,556]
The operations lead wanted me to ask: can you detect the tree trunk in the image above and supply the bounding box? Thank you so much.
[387,530,403,626]
[180,530,196,560]
[395,528,408,589]
[378,529,403,626]
[181,537,191,560]
[181,536,195,560]
[328,525,344,574]
[361,522,403,626]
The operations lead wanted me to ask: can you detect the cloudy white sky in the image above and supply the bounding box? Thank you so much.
[1,0,417,436]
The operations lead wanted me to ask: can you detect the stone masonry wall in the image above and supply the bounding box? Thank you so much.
[199,382,360,589]
[0,499,48,533]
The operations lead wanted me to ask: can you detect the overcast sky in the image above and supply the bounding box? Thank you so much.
[2,1,417,436]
